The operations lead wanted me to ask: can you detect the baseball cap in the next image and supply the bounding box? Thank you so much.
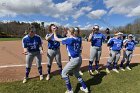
[31,28,36,32]
[93,25,99,29]
[128,34,133,37]
[28,25,36,32]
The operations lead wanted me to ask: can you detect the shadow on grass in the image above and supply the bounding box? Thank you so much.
[30,63,139,89]
[74,71,107,93]
[129,63,139,68]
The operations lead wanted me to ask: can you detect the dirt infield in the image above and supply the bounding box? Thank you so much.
[0,41,140,82]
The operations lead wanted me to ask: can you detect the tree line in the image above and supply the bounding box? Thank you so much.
[0,18,140,38]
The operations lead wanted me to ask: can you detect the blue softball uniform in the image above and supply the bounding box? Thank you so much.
[91,33,106,47]
[46,34,62,49]
[22,34,42,52]
[108,38,123,51]
[61,37,88,92]
[75,36,82,51]
[123,39,138,51]
[62,37,80,58]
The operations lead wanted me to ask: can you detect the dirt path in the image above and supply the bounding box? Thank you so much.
[0,41,139,82]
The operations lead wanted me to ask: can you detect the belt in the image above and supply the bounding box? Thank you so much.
[127,49,133,51]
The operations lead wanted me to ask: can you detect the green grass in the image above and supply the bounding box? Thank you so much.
[0,38,22,41]
[136,44,140,47]
[0,64,140,93]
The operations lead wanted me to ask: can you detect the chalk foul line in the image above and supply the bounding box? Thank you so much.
[0,54,140,68]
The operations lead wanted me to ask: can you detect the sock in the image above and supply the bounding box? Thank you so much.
[120,59,125,67]
[63,77,72,91]
[38,66,42,75]
[88,61,93,70]
[106,62,111,69]
[59,65,62,75]
[95,61,99,70]
[126,61,130,67]
[25,68,31,78]
[47,65,51,74]
[77,77,87,89]
[113,62,117,69]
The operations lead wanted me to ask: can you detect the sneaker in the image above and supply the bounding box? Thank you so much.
[65,89,74,93]
[112,69,119,73]
[120,67,125,71]
[23,77,28,83]
[80,87,89,93]
[126,66,132,70]
[79,71,83,76]
[40,75,43,80]
[46,74,50,80]
[88,70,94,76]
[95,70,100,74]
[106,68,110,74]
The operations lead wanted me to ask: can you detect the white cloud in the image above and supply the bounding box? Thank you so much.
[0,0,91,20]
[64,23,71,27]
[127,5,140,17]
[80,24,93,30]
[73,6,92,19]
[104,0,140,17]
[88,10,107,19]
[73,21,78,23]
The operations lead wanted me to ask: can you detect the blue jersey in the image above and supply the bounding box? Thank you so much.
[91,33,106,47]
[46,34,62,49]
[22,34,42,52]
[62,37,80,58]
[123,39,137,51]
[108,37,123,51]
[76,36,82,50]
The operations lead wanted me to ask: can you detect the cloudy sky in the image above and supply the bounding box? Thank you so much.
[0,0,140,29]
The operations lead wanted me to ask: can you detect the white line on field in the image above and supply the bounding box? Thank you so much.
[0,54,140,69]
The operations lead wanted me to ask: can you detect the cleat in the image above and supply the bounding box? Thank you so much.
[120,67,125,71]
[46,74,50,80]
[126,66,132,70]
[112,69,119,73]
[23,77,28,83]
[40,75,43,80]
[88,70,94,76]
[65,89,74,93]
[79,71,83,76]
[95,70,100,74]
[106,68,110,74]
[80,87,89,93]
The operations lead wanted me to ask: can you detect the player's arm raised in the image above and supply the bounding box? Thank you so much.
[45,33,54,41]
[53,30,66,42]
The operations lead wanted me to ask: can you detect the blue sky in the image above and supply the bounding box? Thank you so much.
[0,0,140,29]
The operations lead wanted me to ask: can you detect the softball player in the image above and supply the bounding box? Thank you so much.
[106,32,123,73]
[120,34,138,71]
[88,25,106,75]
[45,24,62,80]
[68,27,83,76]
[22,26,43,83]
[54,27,88,93]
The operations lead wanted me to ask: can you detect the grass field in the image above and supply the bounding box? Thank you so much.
[136,44,140,47]
[0,64,139,93]
[0,38,22,41]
